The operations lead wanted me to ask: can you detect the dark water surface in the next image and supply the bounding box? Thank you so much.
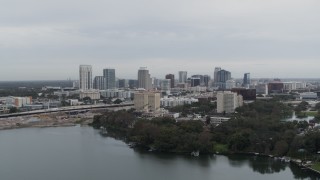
[0,126,319,180]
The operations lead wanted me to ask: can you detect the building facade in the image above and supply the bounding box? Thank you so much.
[93,76,105,90]
[217,91,243,113]
[138,67,152,90]
[134,92,160,112]
[79,65,93,91]
[215,69,231,90]
[103,68,116,90]
[178,71,188,83]
[165,74,175,88]
[243,73,251,88]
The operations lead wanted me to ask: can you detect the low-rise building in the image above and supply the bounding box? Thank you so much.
[160,97,198,107]
[100,89,132,99]
[6,96,32,107]
[210,116,231,126]
[300,92,317,100]
[79,90,100,100]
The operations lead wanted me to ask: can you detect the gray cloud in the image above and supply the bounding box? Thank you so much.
[0,0,320,80]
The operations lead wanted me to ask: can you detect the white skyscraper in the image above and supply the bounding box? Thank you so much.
[178,71,187,83]
[79,65,93,91]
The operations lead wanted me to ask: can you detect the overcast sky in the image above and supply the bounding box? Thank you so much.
[1,0,320,80]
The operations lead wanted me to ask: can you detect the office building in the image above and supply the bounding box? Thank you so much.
[191,78,201,87]
[231,88,256,101]
[128,80,138,89]
[243,73,251,88]
[226,79,236,90]
[214,67,221,83]
[215,69,231,89]
[79,65,93,91]
[178,71,188,83]
[152,78,161,89]
[255,84,268,95]
[217,91,243,113]
[138,67,152,90]
[191,75,204,86]
[134,92,160,112]
[203,75,211,87]
[6,96,32,108]
[161,79,171,91]
[118,79,129,89]
[93,76,105,90]
[103,68,116,90]
[268,82,284,94]
[165,74,175,88]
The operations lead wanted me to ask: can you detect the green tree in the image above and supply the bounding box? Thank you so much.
[9,107,18,113]
[113,99,123,104]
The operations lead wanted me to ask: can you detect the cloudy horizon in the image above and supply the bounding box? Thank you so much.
[1,0,320,81]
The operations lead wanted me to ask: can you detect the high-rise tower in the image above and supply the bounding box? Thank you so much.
[178,71,187,83]
[214,67,221,83]
[165,74,175,88]
[103,68,116,89]
[79,65,93,91]
[243,73,251,88]
[138,67,152,90]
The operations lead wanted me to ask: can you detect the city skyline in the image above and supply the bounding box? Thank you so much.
[1,0,320,80]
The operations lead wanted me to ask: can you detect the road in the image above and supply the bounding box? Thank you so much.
[0,103,134,119]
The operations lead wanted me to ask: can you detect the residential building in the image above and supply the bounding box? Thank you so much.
[79,90,100,100]
[5,96,32,108]
[134,92,160,112]
[100,89,133,99]
[79,65,93,90]
[161,97,198,107]
[217,91,243,113]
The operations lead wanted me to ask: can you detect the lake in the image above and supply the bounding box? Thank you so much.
[0,126,319,180]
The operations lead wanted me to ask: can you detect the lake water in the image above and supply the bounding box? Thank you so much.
[0,126,319,180]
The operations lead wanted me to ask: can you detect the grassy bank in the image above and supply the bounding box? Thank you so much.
[311,162,320,172]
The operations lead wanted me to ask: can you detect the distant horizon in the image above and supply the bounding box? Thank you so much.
[1,77,320,82]
[1,0,320,80]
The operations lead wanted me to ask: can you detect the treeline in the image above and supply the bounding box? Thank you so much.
[91,100,320,158]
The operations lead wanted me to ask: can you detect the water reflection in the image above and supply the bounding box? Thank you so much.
[100,129,320,179]
[228,155,286,174]
[290,164,320,180]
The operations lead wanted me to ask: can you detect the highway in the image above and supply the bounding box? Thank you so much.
[0,103,134,119]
